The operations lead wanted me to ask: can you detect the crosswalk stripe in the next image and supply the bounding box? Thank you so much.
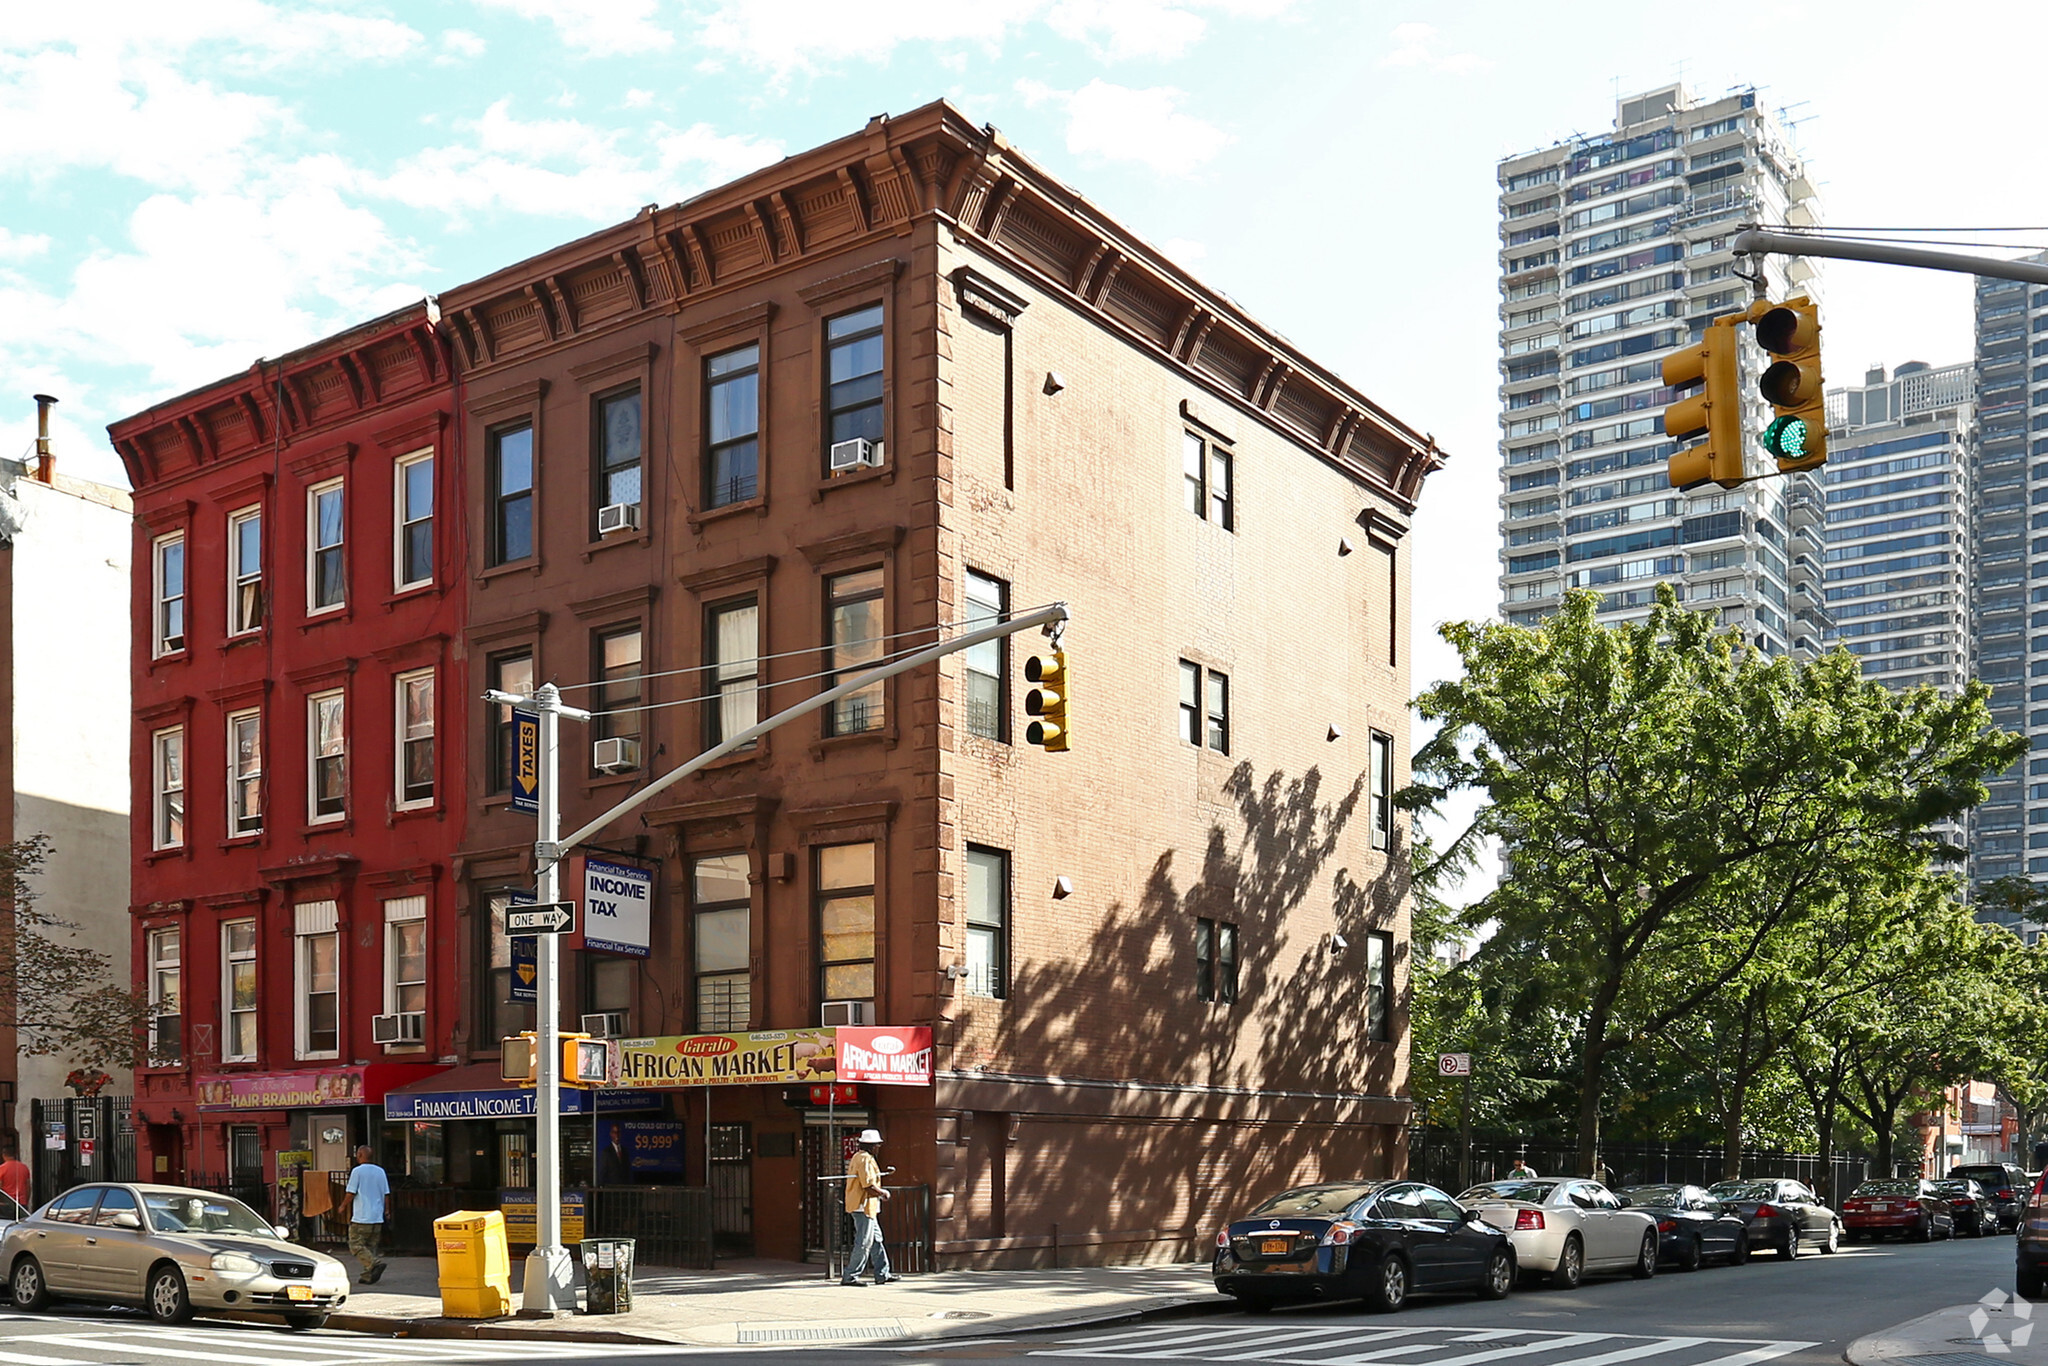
[1324,1331,1610,1366]
[0,1347,90,1365]
[1682,1342,1816,1366]
[102,1327,425,1361]
[1202,1329,1430,1362]
[1546,1337,1709,1366]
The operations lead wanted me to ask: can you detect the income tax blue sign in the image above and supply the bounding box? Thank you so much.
[510,709,540,814]
[584,857,652,958]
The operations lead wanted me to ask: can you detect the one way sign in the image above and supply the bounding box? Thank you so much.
[506,901,576,936]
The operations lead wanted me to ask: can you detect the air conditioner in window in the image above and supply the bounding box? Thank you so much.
[581,1011,627,1039]
[372,1012,424,1044]
[820,999,871,1027]
[593,736,640,774]
[598,502,641,535]
[828,438,883,473]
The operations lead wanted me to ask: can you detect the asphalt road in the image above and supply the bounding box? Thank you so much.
[0,1234,2015,1364]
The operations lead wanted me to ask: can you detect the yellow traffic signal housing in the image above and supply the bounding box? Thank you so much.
[1661,316,1746,490]
[1753,296,1827,474]
[501,1033,535,1084]
[500,1032,611,1087]
[1024,650,1070,752]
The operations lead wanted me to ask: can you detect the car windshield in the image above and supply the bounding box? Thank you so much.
[1931,1181,1973,1196]
[1853,1181,1918,1196]
[1460,1180,1557,1203]
[1617,1185,1686,1206]
[1708,1181,1775,1200]
[143,1191,274,1236]
[1952,1168,2007,1184]
[1248,1184,1382,1216]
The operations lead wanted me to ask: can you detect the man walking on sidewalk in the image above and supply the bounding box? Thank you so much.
[337,1144,390,1284]
[842,1128,897,1287]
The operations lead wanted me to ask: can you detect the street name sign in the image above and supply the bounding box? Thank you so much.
[507,901,576,936]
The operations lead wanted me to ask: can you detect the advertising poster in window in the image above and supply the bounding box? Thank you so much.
[583,857,652,957]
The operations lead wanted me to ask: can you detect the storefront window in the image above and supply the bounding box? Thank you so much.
[487,892,538,1040]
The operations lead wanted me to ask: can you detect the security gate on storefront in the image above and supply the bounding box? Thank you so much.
[28,1095,137,1207]
[708,1122,753,1257]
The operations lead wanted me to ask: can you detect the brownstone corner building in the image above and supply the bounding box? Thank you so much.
[440,101,1444,1267]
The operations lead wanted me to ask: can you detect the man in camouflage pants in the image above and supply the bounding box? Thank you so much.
[338,1145,390,1284]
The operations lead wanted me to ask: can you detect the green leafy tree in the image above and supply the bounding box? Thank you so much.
[0,835,150,1073]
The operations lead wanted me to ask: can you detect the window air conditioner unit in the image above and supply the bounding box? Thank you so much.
[828,438,882,473]
[372,1012,424,1044]
[581,1011,627,1039]
[593,736,640,774]
[598,502,641,535]
[820,999,871,1027]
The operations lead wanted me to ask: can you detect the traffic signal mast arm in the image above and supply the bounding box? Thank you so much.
[1732,227,2048,287]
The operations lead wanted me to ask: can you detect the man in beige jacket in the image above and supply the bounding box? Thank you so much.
[841,1128,898,1286]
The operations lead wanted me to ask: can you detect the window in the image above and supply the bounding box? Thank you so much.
[586,954,633,1032]
[487,892,536,1040]
[307,478,345,612]
[964,570,1007,741]
[964,846,1007,999]
[1196,917,1238,1004]
[1182,431,1233,528]
[825,304,885,455]
[309,691,345,822]
[222,920,257,1062]
[295,901,339,1058]
[227,709,262,837]
[489,423,535,566]
[706,599,759,749]
[147,927,181,1064]
[489,652,534,793]
[1179,660,1229,754]
[595,627,642,763]
[152,727,184,850]
[154,533,185,655]
[395,450,433,589]
[825,568,884,735]
[816,842,876,1004]
[384,896,426,1020]
[1371,732,1394,851]
[228,507,263,635]
[706,344,760,507]
[93,1187,139,1228]
[693,854,751,1031]
[595,388,642,525]
[396,670,434,808]
[1347,928,1388,1043]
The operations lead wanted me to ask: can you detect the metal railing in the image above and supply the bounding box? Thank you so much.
[585,1185,714,1269]
[826,1184,932,1279]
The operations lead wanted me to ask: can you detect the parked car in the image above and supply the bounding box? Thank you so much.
[1,1183,349,1329]
[1457,1177,1659,1288]
[1931,1178,1996,1237]
[1212,1180,1516,1313]
[2018,1170,2048,1298]
[1949,1163,2027,1232]
[1705,1178,1840,1258]
[1614,1184,1749,1270]
[1840,1179,1957,1242]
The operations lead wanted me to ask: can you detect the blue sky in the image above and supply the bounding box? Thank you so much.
[4,0,2043,724]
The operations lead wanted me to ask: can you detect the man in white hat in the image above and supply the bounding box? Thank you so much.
[842,1128,897,1286]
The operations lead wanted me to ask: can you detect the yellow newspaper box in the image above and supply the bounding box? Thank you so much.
[433,1210,513,1319]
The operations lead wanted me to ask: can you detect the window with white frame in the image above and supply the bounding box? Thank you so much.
[295,900,339,1058]
[307,479,345,613]
[228,506,263,635]
[692,855,750,1031]
[154,533,185,655]
[705,599,758,748]
[152,727,185,850]
[1365,930,1393,1042]
[227,708,262,837]
[395,670,434,808]
[147,927,181,1065]
[1370,731,1394,851]
[222,919,257,1062]
[309,691,345,822]
[384,896,426,1023]
[964,845,1008,998]
[394,450,433,590]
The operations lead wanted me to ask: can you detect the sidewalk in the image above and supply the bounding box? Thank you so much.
[1847,1295,2048,1364]
[327,1256,1230,1346]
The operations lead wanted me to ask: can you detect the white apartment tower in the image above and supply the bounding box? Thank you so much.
[1496,85,1827,653]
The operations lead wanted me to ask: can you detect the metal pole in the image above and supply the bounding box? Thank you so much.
[827,1089,836,1282]
[523,682,579,1316]
[1731,227,2048,286]
[1458,1068,1473,1194]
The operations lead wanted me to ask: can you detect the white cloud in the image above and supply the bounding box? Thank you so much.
[621,87,656,108]
[0,5,423,69]
[1378,21,1489,75]
[1021,78,1231,177]
[441,28,488,58]
[472,0,675,57]
[0,229,52,261]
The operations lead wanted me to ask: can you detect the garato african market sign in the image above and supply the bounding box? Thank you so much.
[614,1029,838,1087]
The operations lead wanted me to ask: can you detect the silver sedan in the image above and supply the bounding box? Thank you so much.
[1457,1177,1660,1288]
[2,1182,350,1329]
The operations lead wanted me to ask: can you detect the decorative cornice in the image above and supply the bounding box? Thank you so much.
[676,554,777,594]
[798,525,905,567]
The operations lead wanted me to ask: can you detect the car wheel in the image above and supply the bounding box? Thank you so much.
[285,1313,329,1331]
[1479,1247,1514,1300]
[1821,1222,1840,1255]
[1778,1227,1800,1259]
[1729,1233,1749,1266]
[2021,1261,2046,1301]
[1912,1215,1932,1243]
[1631,1230,1658,1279]
[1676,1235,1702,1272]
[10,1256,48,1312]
[1969,1214,1985,1238]
[1846,1229,1864,1243]
[1235,1294,1274,1316]
[1550,1234,1585,1289]
[1363,1253,1410,1313]
[147,1264,193,1324]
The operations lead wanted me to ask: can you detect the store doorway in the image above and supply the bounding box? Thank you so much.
[800,1118,866,1261]
[709,1122,752,1257]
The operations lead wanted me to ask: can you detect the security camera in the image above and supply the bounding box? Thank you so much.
[1329,932,1348,950]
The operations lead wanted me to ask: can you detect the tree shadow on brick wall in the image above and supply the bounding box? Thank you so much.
[955,759,1413,1247]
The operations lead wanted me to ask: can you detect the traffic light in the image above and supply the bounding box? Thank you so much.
[501,1033,535,1084]
[499,1032,612,1087]
[1753,296,1827,474]
[1661,315,1746,491]
[1024,650,1069,752]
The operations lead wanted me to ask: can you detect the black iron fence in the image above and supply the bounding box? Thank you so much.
[1409,1130,1873,1206]
[826,1183,932,1279]
[585,1186,714,1269]
[28,1095,137,1208]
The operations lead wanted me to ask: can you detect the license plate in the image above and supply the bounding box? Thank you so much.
[286,1285,313,1302]
[1260,1238,1289,1256]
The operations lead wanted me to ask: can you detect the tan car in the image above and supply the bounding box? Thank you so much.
[2,1183,350,1329]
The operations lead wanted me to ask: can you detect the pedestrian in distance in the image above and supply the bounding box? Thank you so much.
[1509,1158,1538,1179]
[0,1141,29,1218]
[841,1128,899,1287]
[337,1144,390,1284]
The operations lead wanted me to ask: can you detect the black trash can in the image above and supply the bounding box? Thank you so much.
[580,1237,636,1314]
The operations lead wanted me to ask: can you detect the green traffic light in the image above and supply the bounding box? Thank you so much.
[1762,416,1808,458]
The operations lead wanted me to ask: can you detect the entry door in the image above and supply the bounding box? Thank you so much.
[709,1123,753,1257]
[230,1126,263,1196]
[801,1120,867,1260]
